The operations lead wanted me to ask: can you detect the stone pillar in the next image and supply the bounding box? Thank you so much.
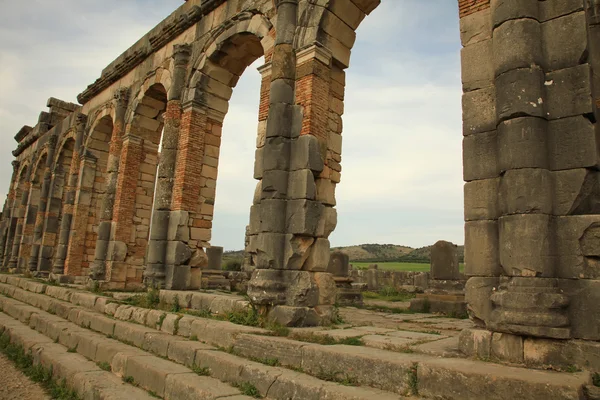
[29,135,58,273]
[37,167,65,273]
[8,162,33,271]
[63,152,97,277]
[246,0,337,326]
[104,133,143,285]
[53,113,87,274]
[459,0,600,367]
[89,88,129,280]
[144,44,192,290]
[430,240,460,280]
[327,251,363,306]
[206,246,223,269]
[1,161,21,269]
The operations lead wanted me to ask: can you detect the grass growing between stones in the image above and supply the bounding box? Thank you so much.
[96,361,111,371]
[407,363,419,396]
[234,382,262,398]
[315,368,359,386]
[593,372,600,387]
[362,286,416,302]
[0,333,80,400]
[191,365,211,376]
[122,288,160,309]
[290,332,364,346]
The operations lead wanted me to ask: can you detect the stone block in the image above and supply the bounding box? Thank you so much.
[465,277,499,327]
[263,137,291,171]
[545,64,593,120]
[548,116,597,171]
[290,134,324,174]
[283,235,314,270]
[253,147,263,180]
[148,211,169,241]
[206,246,223,270]
[559,278,600,340]
[553,169,600,216]
[303,238,330,272]
[259,200,286,233]
[327,251,349,277]
[266,103,302,139]
[490,0,538,28]
[263,169,291,201]
[499,214,553,277]
[491,332,524,363]
[315,206,337,238]
[461,39,493,92]
[460,7,491,46]
[464,220,501,276]
[542,12,587,71]
[497,117,548,171]
[254,233,286,269]
[499,168,553,215]
[492,18,542,77]
[166,241,191,265]
[430,240,460,280]
[464,178,499,221]
[463,130,498,182]
[286,199,323,236]
[287,169,316,200]
[165,265,191,290]
[315,178,336,206]
[524,336,600,371]
[462,87,496,135]
[495,67,545,122]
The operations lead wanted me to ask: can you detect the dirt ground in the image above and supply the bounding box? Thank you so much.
[0,353,49,400]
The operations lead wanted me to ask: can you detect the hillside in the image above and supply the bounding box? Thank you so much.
[222,243,465,265]
[331,243,465,263]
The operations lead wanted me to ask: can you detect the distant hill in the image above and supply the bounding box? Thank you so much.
[223,243,464,265]
[331,243,465,264]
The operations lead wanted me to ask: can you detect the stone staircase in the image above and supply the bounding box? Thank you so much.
[0,274,594,400]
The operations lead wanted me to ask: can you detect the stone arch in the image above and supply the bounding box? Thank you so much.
[4,162,31,268]
[38,138,76,272]
[108,82,167,286]
[175,14,273,255]
[19,152,48,269]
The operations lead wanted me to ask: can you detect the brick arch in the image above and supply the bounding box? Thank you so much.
[170,14,273,254]
[53,132,77,173]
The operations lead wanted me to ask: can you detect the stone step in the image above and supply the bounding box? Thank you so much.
[0,312,156,400]
[0,280,407,399]
[0,296,258,400]
[1,274,593,400]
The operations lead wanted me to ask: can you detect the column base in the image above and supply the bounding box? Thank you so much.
[200,269,231,291]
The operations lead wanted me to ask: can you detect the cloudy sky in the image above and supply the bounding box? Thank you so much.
[0,0,464,251]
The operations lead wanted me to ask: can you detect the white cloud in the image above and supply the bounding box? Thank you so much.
[0,1,465,251]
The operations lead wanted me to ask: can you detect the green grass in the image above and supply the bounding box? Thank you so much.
[352,262,465,272]
[234,382,261,398]
[362,286,416,302]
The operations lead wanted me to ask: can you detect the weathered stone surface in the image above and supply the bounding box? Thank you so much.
[460,7,491,46]
[464,220,501,276]
[552,170,600,216]
[548,116,597,171]
[497,117,548,171]
[499,168,553,215]
[463,130,498,181]
[206,246,223,270]
[559,278,600,340]
[495,67,545,122]
[459,327,492,359]
[461,39,493,91]
[327,251,349,277]
[430,240,460,280]
[545,64,593,120]
[462,87,496,135]
[542,12,587,71]
[303,238,330,272]
[491,332,524,363]
[465,277,499,327]
[490,0,539,28]
[493,18,542,76]
[499,214,553,277]
[464,178,499,221]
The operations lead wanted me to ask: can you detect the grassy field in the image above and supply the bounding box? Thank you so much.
[351,262,465,272]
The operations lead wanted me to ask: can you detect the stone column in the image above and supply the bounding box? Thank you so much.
[144,44,192,289]
[460,0,599,366]
[104,133,143,286]
[52,113,87,274]
[8,162,33,271]
[37,167,65,273]
[29,134,58,273]
[63,151,97,277]
[89,88,129,280]
[246,0,337,326]
[1,161,21,269]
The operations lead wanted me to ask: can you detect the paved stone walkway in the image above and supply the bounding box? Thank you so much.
[0,353,48,400]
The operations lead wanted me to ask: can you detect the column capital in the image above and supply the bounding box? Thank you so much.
[296,42,332,66]
[114,87,130,110]
[75,113,88,130]
[173,43,192,67]
[257,62,272,78]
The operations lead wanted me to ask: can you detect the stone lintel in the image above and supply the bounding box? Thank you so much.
[296,42,332,67]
